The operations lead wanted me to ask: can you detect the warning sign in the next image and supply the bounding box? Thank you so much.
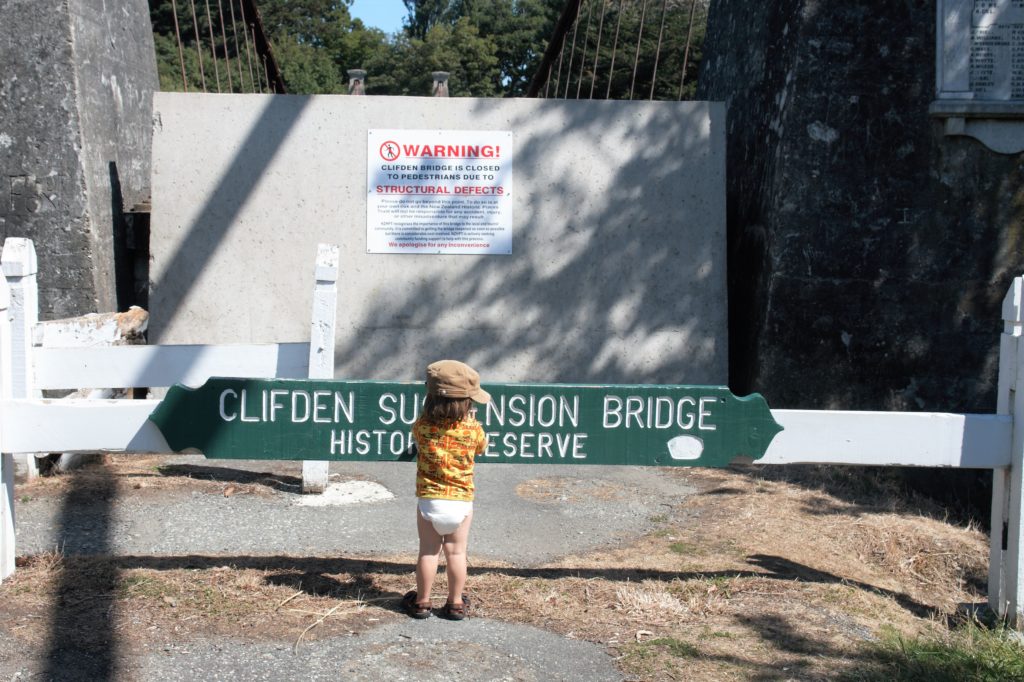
[366,129,513,255]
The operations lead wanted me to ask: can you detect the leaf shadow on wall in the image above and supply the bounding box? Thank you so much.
[336,99,726,386]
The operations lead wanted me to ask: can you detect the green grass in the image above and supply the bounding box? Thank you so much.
[626,637,700,665]
[669,541,698,554]
[845,623,1024,682]
[647,637,700,658]
[705,629,736,639]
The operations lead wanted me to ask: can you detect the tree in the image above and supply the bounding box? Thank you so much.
[149,0,390,94]
[148,0,705,99]
[464,0,563,96]
[543,0,708,101]
[272,33,347,93]
[401,0,463,40]
[258,0,352,48]
[364,18,499,97]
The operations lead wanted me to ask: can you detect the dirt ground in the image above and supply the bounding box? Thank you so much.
[0,456,991,680]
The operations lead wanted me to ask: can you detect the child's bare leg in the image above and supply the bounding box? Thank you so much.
[415,509,443,604]
[442,511,473,604]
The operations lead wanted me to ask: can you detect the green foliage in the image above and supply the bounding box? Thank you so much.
[402,0,463,40]
[360,23,487,97]
[846,623,1024,682]
[465,0,563,96]
[257,0,353,48]
[149,0,274,93]
[546,0,707,101]
[272,33,347,94]
[148,0,704,98]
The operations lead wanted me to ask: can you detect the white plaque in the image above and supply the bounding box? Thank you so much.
[970,0,1024,99]
[367,129,514,254]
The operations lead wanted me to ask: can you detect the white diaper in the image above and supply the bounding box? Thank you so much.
[417,498,472,535]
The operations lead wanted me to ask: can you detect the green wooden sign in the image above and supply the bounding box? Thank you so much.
[149,378,783,467]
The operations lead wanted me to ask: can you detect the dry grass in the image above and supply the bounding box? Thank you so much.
[515,476,638,502]
[17,454,300,499]
[2,457,996,680]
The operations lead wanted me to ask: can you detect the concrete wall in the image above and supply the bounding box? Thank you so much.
[150,93,727,384]
[0,0,156,318]
[698,0,1024,415]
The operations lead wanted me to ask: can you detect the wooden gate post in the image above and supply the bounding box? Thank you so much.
[1,239,39,479]
[0,272,15,581]
[302,244,339,493]
[992,275,1024,624]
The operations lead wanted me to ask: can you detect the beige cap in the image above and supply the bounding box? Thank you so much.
[426,360,491,404]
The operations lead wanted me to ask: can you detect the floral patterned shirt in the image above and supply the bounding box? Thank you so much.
[413,415,487,501]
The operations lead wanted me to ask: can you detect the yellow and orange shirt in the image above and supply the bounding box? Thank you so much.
[413,415,487,501]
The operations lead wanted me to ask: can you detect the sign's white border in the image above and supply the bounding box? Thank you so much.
[366,129,513,255]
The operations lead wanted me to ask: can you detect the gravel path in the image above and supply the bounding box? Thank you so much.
[122,619,623,682]
[7,457,695,681]
[16,457,695,565]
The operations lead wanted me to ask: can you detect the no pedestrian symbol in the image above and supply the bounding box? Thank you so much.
[380,141,400,161]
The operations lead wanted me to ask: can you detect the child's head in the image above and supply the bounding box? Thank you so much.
[422,359,490,422]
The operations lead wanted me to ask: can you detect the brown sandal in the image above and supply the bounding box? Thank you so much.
[441,594,470,620]
[401,590,432,619]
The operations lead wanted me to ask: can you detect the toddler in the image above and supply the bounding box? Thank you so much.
[401,359,490,620]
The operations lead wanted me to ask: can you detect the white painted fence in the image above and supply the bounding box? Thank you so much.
[0,238,339,582]
[0,239,1022,625]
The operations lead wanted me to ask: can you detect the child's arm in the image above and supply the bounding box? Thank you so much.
[474,424,488,455]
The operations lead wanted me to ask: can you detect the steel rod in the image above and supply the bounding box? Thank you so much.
[678,0,698,100]
[649,0,668,100]
[170,0,189,92]
[554,29,569,97]
[562,2,583,99]
[218,0,233,91]
[262,52,270,94]
[606,0,623,99]
[575,0,594,99]
[629,0,649,100]
[238,1,257,92]
[229,0,245,90]
[526,0,584,97]
[204,0,222,92]
[589,0,608,99]
[188,0,208,90]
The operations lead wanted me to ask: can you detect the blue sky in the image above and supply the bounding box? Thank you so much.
[349,0,407,34]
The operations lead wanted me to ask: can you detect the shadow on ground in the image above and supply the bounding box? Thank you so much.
[157,464,302,493]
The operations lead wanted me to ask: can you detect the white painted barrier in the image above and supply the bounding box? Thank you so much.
[0,239,339,582]
[3,240,40,479]
[0,238,1021,626]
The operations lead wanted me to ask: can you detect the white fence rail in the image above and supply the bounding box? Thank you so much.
[32,343,311,390]
[0,238,1022,625]
[0,238,339,583]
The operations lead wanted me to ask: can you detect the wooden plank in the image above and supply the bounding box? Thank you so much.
[32,342,310,390]
[33,308,148,348]
[762,410,1012,469]
[0,399,168,454]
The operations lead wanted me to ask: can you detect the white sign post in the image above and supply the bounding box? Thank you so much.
[366,129,513,255]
